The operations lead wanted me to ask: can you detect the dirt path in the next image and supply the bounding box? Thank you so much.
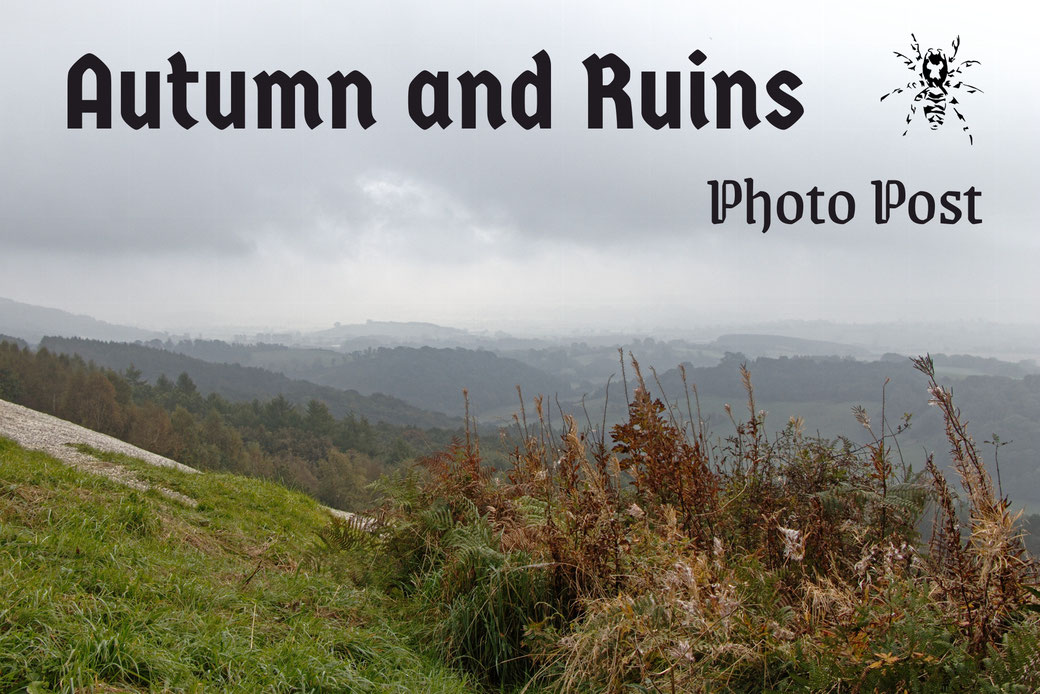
[0,398,369,523]
[0,398,198,506]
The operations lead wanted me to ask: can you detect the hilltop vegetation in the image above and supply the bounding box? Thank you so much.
[577,353,1040,510]
[352,356,1040,691]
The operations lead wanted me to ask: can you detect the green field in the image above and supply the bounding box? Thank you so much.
[0,437,475,693]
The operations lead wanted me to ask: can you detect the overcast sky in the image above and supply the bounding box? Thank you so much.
[1,1,1036,333]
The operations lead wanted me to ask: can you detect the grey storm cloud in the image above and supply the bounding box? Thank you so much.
[1,0,1037,329]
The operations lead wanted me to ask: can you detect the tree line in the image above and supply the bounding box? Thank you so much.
[0,340,457,510]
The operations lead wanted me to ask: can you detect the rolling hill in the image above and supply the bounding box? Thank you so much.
[178,343,564,419]
[0,297,164,344]
[38,336,461,430]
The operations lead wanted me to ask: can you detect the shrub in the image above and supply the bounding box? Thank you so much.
[363,355,1040,691]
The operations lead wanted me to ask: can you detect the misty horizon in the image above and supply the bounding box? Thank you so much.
[5,295,1040,369]
[3,1,1037,335]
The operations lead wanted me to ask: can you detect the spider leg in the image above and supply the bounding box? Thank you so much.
[881,80,923,102]
[910,34,922,62]
[949,81,983,94]
[950,102,973,145]
[949,59,980,77]
[893,51,918,71]
[902,101,917,136]
[901,88,928,136]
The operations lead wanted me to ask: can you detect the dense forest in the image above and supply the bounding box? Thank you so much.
[0,340,463,510]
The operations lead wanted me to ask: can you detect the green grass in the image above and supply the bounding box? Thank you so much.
[0,436,476,693]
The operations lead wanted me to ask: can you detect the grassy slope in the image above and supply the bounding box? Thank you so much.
[0,437,474,693]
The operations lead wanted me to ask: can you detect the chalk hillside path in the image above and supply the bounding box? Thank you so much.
[0,397,362,522]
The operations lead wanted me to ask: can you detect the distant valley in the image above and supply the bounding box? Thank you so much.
[4,297,1040,510]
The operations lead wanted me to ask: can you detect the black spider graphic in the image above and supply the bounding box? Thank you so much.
[881,34,982,144]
